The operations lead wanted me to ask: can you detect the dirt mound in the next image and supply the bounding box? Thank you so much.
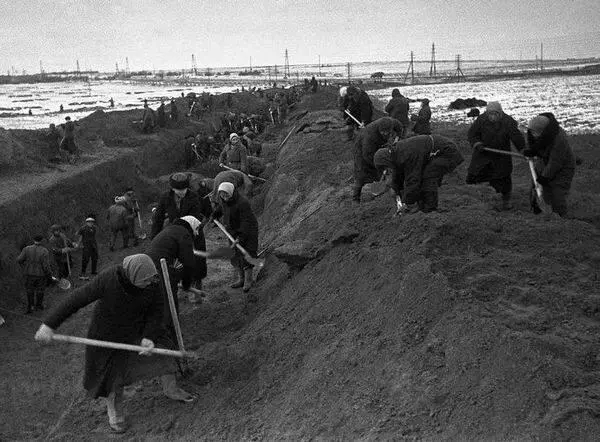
[2,89,600,440]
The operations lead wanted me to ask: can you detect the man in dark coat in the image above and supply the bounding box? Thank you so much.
[47,124,62,163]
[146,217,200,402]
[412,98,432,135]
[524,113,576,217]
[48,224,75,278]
[170,99,178,123]
[141,104,155,134]
[347,86,374,127]
[353,117,404,202]
[374,135,464,212]
[35,254,164,433]
[151,173,207,290]
[157,101,166,128]
[385,89,411,138]
[466,101,526,210]
[214,182,259,293]
[17,235,52,313]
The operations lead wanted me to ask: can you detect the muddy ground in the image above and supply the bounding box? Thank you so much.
[1,88,600,440]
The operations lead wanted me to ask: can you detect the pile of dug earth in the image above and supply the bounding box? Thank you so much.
[4,88,600,440]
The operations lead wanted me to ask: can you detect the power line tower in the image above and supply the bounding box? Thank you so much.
[403,51,415,84]
[453,54,465,82]
[115,62,119,75]
[284,49,290,79]
[125,57,130,75]
[191,54,198,75]
[429,43,437,77]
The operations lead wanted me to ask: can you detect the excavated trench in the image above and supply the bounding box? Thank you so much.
[2,89,600,440]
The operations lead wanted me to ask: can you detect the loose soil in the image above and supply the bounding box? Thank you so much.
[1,88,600,440]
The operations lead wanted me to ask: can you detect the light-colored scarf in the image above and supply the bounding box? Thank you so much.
[122,254,157,288]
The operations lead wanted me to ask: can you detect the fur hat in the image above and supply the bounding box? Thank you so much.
[169,172,190,190]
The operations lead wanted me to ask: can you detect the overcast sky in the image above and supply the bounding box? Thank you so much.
[1,0,598,73]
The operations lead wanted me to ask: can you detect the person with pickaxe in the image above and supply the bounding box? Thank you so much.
[466,101,526,211]
[374,135,464,214]
[340,86,374,140]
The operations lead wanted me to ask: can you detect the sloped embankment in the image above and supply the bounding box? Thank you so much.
[168,92,600,440]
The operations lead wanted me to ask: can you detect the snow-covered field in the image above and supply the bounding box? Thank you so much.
[370,74,600,134]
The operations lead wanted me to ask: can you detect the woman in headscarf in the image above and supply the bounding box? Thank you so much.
[35,254,164,433]
[214,182,259,293]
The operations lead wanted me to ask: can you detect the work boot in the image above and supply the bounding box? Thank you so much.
[161,374,194,403]
[230,268,244,289]
[243,268,253,293]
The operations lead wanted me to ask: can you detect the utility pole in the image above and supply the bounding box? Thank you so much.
[39,60,44,75]
[284,49,290,79]
[453,54,465,82]
[192,54,197,75]
[76,59,81,77]
[404,51,415,84]
[274,64,278,82]
[347,62,351,82]
[115,62,119,75]
[125,57,130,75]
[249,56,252,71]
[429,43,437,77]
[318,55,321,77]
[540,42,544,71]
[267,66,271,82]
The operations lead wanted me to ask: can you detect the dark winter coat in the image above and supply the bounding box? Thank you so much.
[43,265,164,398]
[221,190,259,256]
[147,219,196,291]
[353,117,404,186]
[385,96,410,125]
[374,135,464,204]
[413,104,432,135]
[107,203,128,231]
[527,113,576,187]
[347,90,374,126]
[151,189,204,239]
[219,142,248,173]
[17,244,51,277]
[210,170,253,206]
[467,111,526,182]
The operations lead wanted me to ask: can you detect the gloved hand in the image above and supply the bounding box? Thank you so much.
[139,338,155,356]
[523,148,536,158]
[230,238,240,249]
[35,324,55,343]
[473,142,486,153]
[537,175,550,187]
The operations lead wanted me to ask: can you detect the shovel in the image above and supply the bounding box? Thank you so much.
[135,202,147,240]
[193,247,235,259]
[527,159,549,213]
[482,147,526,159]
[213,219,265,275]
[344,110,365,129]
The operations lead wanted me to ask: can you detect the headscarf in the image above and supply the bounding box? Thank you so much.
[217,182,235,197]
[373,147,394,170]
[180,215,201,235]
[486,101,503,114]
[122,254,157,288]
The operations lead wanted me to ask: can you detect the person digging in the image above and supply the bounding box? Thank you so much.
[213,182,259,296]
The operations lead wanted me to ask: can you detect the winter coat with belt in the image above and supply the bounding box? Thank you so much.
[466,111,525,181]
[374,135,464,205]
[42,265,164,398]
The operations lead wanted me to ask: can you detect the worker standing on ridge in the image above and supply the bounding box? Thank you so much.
[34,254,164,434]
[170,98,178,123]
[213,182,259,296]
[48,224,75,279]
[385,89,415,138]
[412,98,432,135]
[523,113,576,217]
[147,216,200,402]
[219,133,248,174]
[60,116,79,163]
[17,235,53,313]
[151,173,207,292]
[157,101,166,128]
[107,197,130,251]
[77,216,99,280]
[466,101,526,211]
[373,135,464,213]
[141,103,155,134]
[47,123,62,163]
[109,97,115,108]
[353,117,404,203]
